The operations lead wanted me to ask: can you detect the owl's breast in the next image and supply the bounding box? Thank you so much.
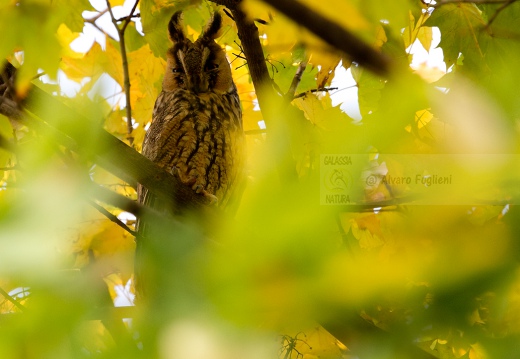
[143,89,244,207]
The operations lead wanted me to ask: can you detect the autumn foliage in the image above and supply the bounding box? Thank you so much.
[1,0,520,358]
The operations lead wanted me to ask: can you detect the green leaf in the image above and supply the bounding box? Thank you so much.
[53,0,93,32]
[359,0,411,34]
[140,0,197,58]
[351,65,385,117]
[0,1,62,86]
[125,22,147,52]
[273,57,318,95]
[425,4,486,69]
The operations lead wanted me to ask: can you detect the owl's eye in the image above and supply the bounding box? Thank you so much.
[172,68,183,74]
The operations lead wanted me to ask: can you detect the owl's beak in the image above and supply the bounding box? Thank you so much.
[188,76,208,94]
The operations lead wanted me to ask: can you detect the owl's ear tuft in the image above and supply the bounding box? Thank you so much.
[168,11,186,43]
[202,12,222,40]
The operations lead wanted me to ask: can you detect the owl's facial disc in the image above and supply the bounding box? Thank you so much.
[175,46,214,94]
[173,43,219,93]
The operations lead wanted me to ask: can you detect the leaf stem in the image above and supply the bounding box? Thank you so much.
[486,0,517,27]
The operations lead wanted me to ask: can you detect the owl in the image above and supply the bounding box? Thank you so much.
[138,11,244,209]
[135,11,244,299]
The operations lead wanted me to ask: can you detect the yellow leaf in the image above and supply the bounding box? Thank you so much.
[241,0,272,23]
[417,26,433,52]
[374,24,388,49]
[262,11,299,53]
[351,214,385,249]
[104,108,128,136]
[90,223,135,277]
[61,40,123,85]
[300,0,370,32]
[310,51,340,88]
[469,343,487,359]
[57,23,82,59]
[128,44,165,125]
[242,101,263,132]
[403,12,432,52]
[415,109,433,129]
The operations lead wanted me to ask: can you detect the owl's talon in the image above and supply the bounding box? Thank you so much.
[202,191,218,205]
[171,167,200,187]
[192,184,217,204]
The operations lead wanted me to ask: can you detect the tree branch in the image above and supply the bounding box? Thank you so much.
[116,13,141,22]
[486,0,517,26]
[216,0,280,127]
[260,0,391,76]
[88,199,137,236]
[0,84,212,213]
[293,87,338,100]
[0,113,165,228]
[83,11,119,42]
[285,59,308,100]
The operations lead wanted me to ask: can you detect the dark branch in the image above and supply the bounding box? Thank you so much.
[88,199,137,236]
[12,86,212,213]
[88,182,153,219]
[486,0,517,26]
[285,60,308,100]
[116,13,141,24]
[229,3,279,125]
[260,0,391,76]
[293,87,338,99]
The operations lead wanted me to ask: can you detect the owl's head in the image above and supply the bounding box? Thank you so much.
[162,11,234,94]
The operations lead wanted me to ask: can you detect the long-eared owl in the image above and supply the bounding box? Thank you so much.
[135,11,244,299]
[138,11,244,209]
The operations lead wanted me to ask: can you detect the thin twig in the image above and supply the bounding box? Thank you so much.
[83,8,109,23]
[106,0,140,146]
[83,9,120,42]
[486,0,517,26]
[115,13,141,23]
[84,18,119,42]
[286,59,309,100]
[121,0,140,32]
[293,87,338,99]
[88,199,137,236]
[0,286,26,312]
